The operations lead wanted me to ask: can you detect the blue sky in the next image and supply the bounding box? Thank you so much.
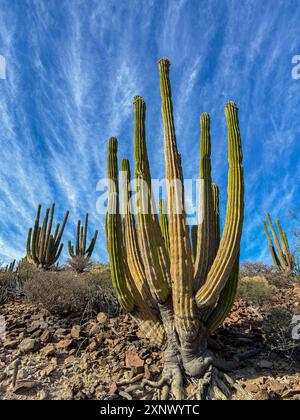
[0,0,299,265]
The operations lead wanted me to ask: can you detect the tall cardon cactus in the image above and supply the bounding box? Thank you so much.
[105,59,244,400]
[263,213,294,272]
[26,204,69,269]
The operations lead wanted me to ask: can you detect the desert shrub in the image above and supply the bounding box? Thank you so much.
[23,270,120,317]
[237,275,275,305]
[87,264,113,289]
[263,307,300,361]
[65,256,93,273]
[240,262,292,288]
[0,272,16,304]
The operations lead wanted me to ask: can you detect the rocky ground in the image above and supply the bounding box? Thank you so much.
[1,283,300,400]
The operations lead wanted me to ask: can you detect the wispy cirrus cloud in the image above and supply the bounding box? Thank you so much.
[0,0,299,265]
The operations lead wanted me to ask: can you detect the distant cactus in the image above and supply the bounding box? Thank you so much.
[68,213,98,259]
[4,259,16,273]
[26,204,69,269]
[263,213,294,272]
[105,59,244,399]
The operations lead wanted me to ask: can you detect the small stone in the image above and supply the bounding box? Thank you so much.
[19,338,37,353]
[109,382,118,395]
[257,360,273,369]
[37,390,47,400]
[40,330,53,343]
[41,344,56,357]
[97,312,107,324]
[13,380,36,393]
[3,339,19,349]
[244,382,260,393]
[125,351,144,373]
[268,379,285,395]
[89,323,101,335]
[56,339,73,350]
[256,390,270,400]
[71,325,81,339]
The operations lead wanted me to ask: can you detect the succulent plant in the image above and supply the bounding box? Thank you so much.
[105,59,244,399]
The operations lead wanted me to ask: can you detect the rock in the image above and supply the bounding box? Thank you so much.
[71,325,81,339]
[125,351,144,373]
[282,386,300,398]
[54,328,67,337]
[97,312,107,324]
[13,380,36,393]
[109,381,118,395]
[37,390,47,400]
[257,360,273,369]
[19,338,37,353]
[41,344,56,357]
[40,330,53,343]
[3,339,19,349]
[89,323,101,336]
[244,382,260,393]
[56,339,73,350]
[268,379,286,395]
[256,390,269,400]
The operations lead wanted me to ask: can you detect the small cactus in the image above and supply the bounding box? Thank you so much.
[68,214,98,259]
[263,213,294,272]
[26,204,69,269]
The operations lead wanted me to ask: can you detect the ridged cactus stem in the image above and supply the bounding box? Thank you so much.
[133,96,170,304]
[159,199,170,253]
[159,58,197,343]
[262,221,281,269]
[212,183,220,252]
[68,213,98,259]
[191,225,198,262]
[196,102,244,309]
[194,113,216,290]
[106,138,134,311]
[266,213,288,270]
[121,158,158,310]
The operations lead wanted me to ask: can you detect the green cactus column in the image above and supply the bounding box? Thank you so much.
[106,138,134,312]
[159,198,170,253]
[196,102,244,309]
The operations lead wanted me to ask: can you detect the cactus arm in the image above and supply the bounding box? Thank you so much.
[159,58,197,342]
[266,213,288,270]
[44,203,55,257]
[121,158,159,310]
[54,210,69,254]
[38,207,50,264]
[191,225,198,262]
[276,219,292,270]
[54,243,64,263]
[194,113,216,290]
[212,183,220,253]
[262,220,281,269]
[75,220,81,256]
[53,224,60,242]
[106,137,134,311]
[68,240,75,258]
[196,102,244,309]
[83,213,88,254]
[26,228,33,262]
[205,255,240,332]
[159,199,170,253]
[133,96,170,304]
[86,230,98,258]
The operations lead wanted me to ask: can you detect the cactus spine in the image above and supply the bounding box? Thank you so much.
[26,204,69,269]
[263,213,294,272]
[105,59,244,398]
[68,214,98,259]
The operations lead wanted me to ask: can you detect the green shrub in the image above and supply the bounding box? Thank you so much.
[237,275,275,305]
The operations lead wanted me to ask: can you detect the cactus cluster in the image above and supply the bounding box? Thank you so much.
[263,213,294,272]
[68,213,98,259]
[4,259,16,273]
[26,204,69,269]
[105,58,244,395]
